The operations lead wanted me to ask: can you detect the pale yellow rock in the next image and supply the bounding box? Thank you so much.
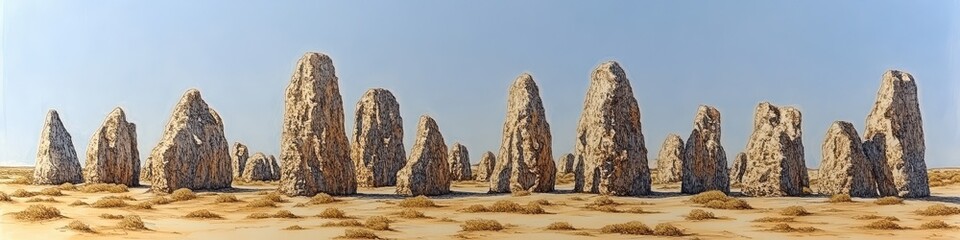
[83,107,140,186]
[395,115,450,196]
[33,110,83,185]
[351,88,405,187]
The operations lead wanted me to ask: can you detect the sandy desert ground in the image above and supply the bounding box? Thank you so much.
[0,167,958,240]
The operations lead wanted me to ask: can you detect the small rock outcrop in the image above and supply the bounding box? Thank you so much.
[231,142,249,179]
[654,134,683,184]
[242,152,281,182]
[556,153,575,175]
[863,70,929,198]
[818,121,878,197]
[572,61,651,196]
[33,110,83,185]
[489,73,557,193]
[351,88,406,187]
[741,102,809,197]
[447,143,472,181]
[269,155,281,181]
[681,106,729,194]
[395,115,451,196]
[83,107,140,186]
[730,152,747,186]
[474,151,496,181]
[148,89,232,193]
[279,52,357,196]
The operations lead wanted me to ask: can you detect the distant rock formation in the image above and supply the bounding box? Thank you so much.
[268,155,281,181]
[556,153,575,175]
[279,52,357,196]
[83,107,140,186]
[489,73,556,193]
[863,70,929,198]
[819,121,878,197]
[33,110,83,185]
[681,106,729,194]
[447,143,472,181]
[351,88,406,187]
[474,151,496,181]
[730,152,747,186]
[654,134,683,184]
[396,115,451,196]
[572,61,651,196]
[231,143,249,179]
[242,152,280,182]
[140,157,152,182]
[741,102,809,197]
[148,89,232,193]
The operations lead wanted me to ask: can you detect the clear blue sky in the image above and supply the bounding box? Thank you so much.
[2,1,958,168]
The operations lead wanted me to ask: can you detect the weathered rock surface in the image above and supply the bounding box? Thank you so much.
[741,102,809,197]
[242,152,280,182]
[140,157,152,182]
[279,52,357,196]
[730,152,747,185]
[488,73,556,193]
[447,143,472,181]
[351,88,406,187]
[231,142,249,179]
[269,155,281,181]
[572,62,651,196]
[396,115,450,196]
[818,121,878,197]
[863,70,929,198]
[654,134,683,184]
[83,107,140,186]
[33,110,83,185]
[682,106,729,194]
[148,89,232,193]
[474,151,496,181]
[556,153,575,175]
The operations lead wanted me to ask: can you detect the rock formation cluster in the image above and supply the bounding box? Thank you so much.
[33,110,84,185]
[741,102,809,197]
[474,151,496,181]
[396,115,451,196]
[818,121,878,197]
[681,106,729,194]
[489,73,556,193]
[654,134,683,184]
[242,152,281,182]
[572,62,651,196]
[351,88,406,187]
[83,107,140,186]
[279,52,357,196]
[862,70,928,198]
[556,153,575,175]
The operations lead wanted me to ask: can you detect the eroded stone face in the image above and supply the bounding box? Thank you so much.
[730,152,747,186]
[231,143,249,179]
[149,89,232,193]
[863,70,928,198]
[556,153,575,175]
[741,102,808,197]
[83,107,140,186]
[279,52,357,196]
[474,151,496,181]
[395,115,450,196]
[351,88,406,187]
[489,73,556,193]
[681,105,729,194]
[242,152,280,182]
[572,62,651,196]
[654,134,683,184]
[33,110,83,185]
[818,121,878,197]
[448,143,472,181]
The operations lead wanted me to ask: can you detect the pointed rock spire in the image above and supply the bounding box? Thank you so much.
[396,115,451,196]
[863,70,928,198]
[741,102,809,196]
[819,121,878,197]
[351,88,406,187]
[448,143,472,181]
[474,151,496,181]
[83,107,140,186]
[654,134,683,184]
[681,105,729,194]
[489,73,556,193]
[33,110,83,185]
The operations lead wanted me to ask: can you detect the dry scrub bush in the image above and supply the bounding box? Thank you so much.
[556,173,575,184]
[261,192,286,203]
[99,213,124,219]
[828,194,852,203]
[461,219,504,231]
[365,216,391,230]
[530,199,551,206]
[0,191,11,201]
[691,191,752,210]
[66,220,94,233]
[11,176,33,185]
[866,219,905,230]
[753,217,794,223]
[26,197,58,203]
[246,212,270,219]
[511,190,531,197]
[103,195,136,201]
[770,223,817,232]
[11,189,37,198]
[58,182,77,191]
[323,220,363,227]
[273,210,300,218]
[915,204,960,216]
[593,205,620,213]
[920,220,952,229]
[466,200,547,214]
[318,208,348,219]
[686,209,716,220]
[600,221,652,235]
[397,209,427,218]
[171,188,196,201]
[185,210,223,219]
[592,196,617,206]
[623,207,649,214]
[14,205,62,221]
[214,194,240,203]
[398,195,437,208]
[852,215,898,221]
[307,193,337,204]
[874,196,903,205]
[245,199,277,208]
[69,200,88,206]
[91,198,127,208]
[341,228,379,239]
[461,204,487,213]
[132,202,153,210]
[546,222,576,230]
[78,183,128,193]
[148,196,174,205]
[283,225,305,230]
[653,223,684,236]
[780,206,811,216]
[118,215,147,230]
[690,191,728,204]
[39,187,63,196]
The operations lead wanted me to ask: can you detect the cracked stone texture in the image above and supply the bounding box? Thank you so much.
[474,151,496,181]
[231,142,249,179]
[447,143,472,181]
[242,152,281,182]
[33,110,83,185]
[863,70,929,198]
[654,134,683,184]
[818,121,878,197]
[279,52,357,196]
[351,88,406,187]
[556,153,575,175]
[83,107,141,186]
[730,152,747,186]
[741,102,809,197]
[572,61,651,196]
[489,73,556,193]
[148,89,232,193]
[395,115,451,196]
[682,105,729,194]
